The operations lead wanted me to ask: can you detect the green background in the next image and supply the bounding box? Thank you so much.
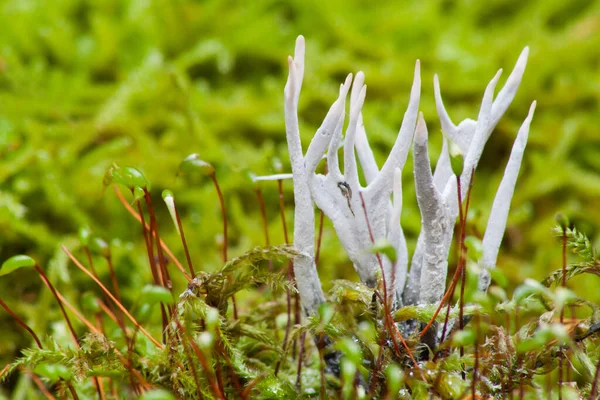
[1,0,599,385]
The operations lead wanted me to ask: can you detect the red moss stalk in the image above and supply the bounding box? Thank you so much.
[255,187,273,271]
[114,187,189,280]
[173,199,196,278]
[209,173,237,319]
[359,193,421,376]
[34,264,80,346]
[62,246,163,349]
[0,298,43,349]
[136,198,169,341]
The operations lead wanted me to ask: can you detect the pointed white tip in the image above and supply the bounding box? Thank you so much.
[492,68,503,84]
[296,35,305,51]
[294,36,306,65]
[351,71,365,104]
[415,112,428,146]
[433,73,457,135]
[346,72,353,84]
[353,85,367,112]
[339,73,353,99]
[414,60,421,82]
[529,100,537,115]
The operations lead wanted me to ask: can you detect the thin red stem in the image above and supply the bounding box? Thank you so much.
[54,292,150,393]
[315,164,327,267]
[315,210,325,266]
[472,312,480,397]
[275,262,293,377]
[0,364,11,381]
[277,180,290,244]
[214,359,226,397]
[85,248,121,327]
[66,381,80,400]
[559,227,567,399]
[113,186,189,280]
[421,170,474,341]
[296,331,307,392]
[210,173,228,262]
[256,188,270,246]
[98,256,129,341]
[22,368,56,400]
[421,259,462,339]
[255,188,273,271]
[137,196,169,341]
[319,334,326,400]
[34,265,80,346]
[47,292,150,392]
[174,318,224,399]
[457,172,476,382]
[219,342,243,397]
[505,312,513,399]
[457,176,467,356]
[84,247,96,276]
[0,298,43,349]
[105,255,121,302]
[241,376,266,399]
[144,190,177,341]
[438,297,454,346]
[62,246,163,349]
[367,332,387,396]
[144,189,172,291]
[136,201,162,286]
[174,201,195,278]
[462,171,475,377]
[359,193,421,376]
[429,360,448,399]
[276,178,295,368]
[459,267,466,381]
[176,330,203,400]
[516,306,523,399]
[210,174,236,319]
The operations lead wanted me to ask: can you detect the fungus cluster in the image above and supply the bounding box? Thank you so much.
[280,36,535,338]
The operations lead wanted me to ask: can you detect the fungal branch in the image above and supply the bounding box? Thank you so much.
[412,113,457,306]
[283,36,419,312]
[283,35,350,316]
[306,63,420,304]
[478,101,536,291]
[403,48,533,308]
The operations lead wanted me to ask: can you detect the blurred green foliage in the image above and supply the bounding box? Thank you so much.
[0,0,599,395]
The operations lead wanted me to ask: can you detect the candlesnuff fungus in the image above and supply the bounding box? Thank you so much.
[404,50,535,307]
[282,36,535,324]
[307,65,420,307]
[478,101,536,291]
[283,35,333,316]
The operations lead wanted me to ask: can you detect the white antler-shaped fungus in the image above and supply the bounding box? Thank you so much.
[404,48,531,306]
[478,101,536,291]
[284,36,352,316]
[306,64,420,304]
[282,36,534,320]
